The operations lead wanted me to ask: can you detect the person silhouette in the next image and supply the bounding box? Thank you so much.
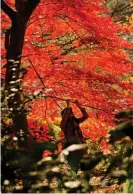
[60,100,88,145]
[60,100,88,173]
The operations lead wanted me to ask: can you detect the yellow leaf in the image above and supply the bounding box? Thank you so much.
[130,2,133,7]
[112,84,119,89]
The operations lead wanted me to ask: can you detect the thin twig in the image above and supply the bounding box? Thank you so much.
[28,58,45,88]
[45,95,113,114]
[23,92,113,115]
[28,58,63,109]
[59,16,90,50]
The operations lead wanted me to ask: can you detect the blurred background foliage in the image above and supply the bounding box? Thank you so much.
[1,108,133,193]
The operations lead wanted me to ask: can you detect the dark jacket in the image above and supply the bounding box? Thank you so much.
[60,107,88,145]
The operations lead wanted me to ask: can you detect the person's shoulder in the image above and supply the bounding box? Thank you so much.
[74,117,80,123]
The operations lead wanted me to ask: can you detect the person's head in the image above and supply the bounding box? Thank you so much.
[61,107,74,120]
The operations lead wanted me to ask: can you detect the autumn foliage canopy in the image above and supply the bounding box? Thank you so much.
[1,0,133,148]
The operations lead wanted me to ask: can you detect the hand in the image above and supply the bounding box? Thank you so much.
[75,100,80,106]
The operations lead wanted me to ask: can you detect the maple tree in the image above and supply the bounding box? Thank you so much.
[1,0,133,149]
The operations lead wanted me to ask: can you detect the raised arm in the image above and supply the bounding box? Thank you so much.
[60,100,71,131]
[75,100,88,123]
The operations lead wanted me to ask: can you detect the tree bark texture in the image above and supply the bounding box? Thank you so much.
[1,0,40,150]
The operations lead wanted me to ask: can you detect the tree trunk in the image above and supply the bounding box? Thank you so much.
[1,0,40,150]
[6,14,28,133]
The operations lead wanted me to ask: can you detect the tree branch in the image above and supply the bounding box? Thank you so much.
[28,58,63,110]
[27,58,113,114]
[24,0,40,18]
[28,58,45,88]
[1,0,16,20]
[23,93,113,115]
